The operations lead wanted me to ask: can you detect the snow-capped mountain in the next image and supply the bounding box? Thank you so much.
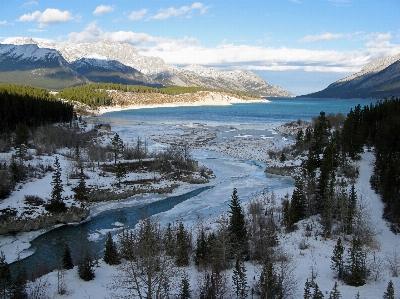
[1,38,293,97]
[0,43,88,89]
[302,53,400,99]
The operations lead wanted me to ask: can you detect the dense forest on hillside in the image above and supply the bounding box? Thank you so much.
[0,84,73,133]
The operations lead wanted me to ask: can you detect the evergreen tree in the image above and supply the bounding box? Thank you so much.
[228,188,248,258]
[312,283,324,299]
[175,222,190,267]
[195,229,207,267]
[232,259,248,299]
[259,258,278,299]
[0,251,10,299]
[383,280,395,299]
[344,237,367,286]
[355,292,360,299]
[78,252,95,281]
[178,274,191,299]
[346,184,357,234]
[164,222,176,257]
[62,244,74,270]
[303,278,312,299]
[329,281,341,299]
[47,156,66,213]
[103,232,120,265]
[290,178,307,224]
[9,264,27,299]
[111,133,124,165]
[74,168,88,201]
[331,238,345,280]
[115,162,126,187]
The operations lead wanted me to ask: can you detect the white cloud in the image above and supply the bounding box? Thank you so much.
[22,1,38,8]
[18,8,73,28]
[0,21,7,25]
[67,23,400,74]
[129,9,148,20]
[299,33,343,43]
[150,2,208,20]
[93,5,114,16]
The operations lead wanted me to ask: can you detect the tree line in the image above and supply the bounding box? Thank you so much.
[0,84,73,134]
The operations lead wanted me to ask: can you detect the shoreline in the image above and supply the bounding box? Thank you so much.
[94,96,270,116]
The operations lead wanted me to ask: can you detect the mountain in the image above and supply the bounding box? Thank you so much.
[302,53,400,99]
[0,43,88,89]
[1,38,292,97]
[71,58,163,87]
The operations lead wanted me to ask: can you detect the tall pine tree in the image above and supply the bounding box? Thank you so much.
[62,244,74,270]
[228,188,248,258]
[103,232,120,265]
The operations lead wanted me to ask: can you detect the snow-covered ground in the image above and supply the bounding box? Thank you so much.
[1,114,399,298]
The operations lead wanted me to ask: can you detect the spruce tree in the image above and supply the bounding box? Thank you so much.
[178,274,191,299]
[164,223,176,257]
[47,156,66,213]
[115,162,126,187]
[62,244,74,270]
[74,168,88,201]
[329,281,341,299]
[9,264,27,299]
[232,259,248,299]
[383,280,395,299]
[78,252,95,281]
[103,232,120,265]
[312,283,324,299]
[0,251,10,299]
[111,133,124,165]
[331,238,345,280]
[304,278,312,299]
[344,237,367,286]
[346,184,357,234]
[260,258,278,299]
[195,229,207,266]
[175,222,190,267]
[228,188,248,258]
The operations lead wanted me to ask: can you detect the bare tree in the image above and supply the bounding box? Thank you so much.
[385,247,400,277]
[110,217,177,299]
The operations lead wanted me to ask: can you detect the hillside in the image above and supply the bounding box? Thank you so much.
[0,38,293,97]
[302,53,400,99]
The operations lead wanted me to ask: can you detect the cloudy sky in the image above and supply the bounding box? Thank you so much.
[1,0,399,95]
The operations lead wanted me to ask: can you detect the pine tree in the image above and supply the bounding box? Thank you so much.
[74,168,88,201]
[111,133,124,165]
[329,281,341,299]
[232,259,248,299]
[346,184,357,234]
[331,238,345,280]
[115,162,126,187]
[78,252,95,281]
[383,280,395,299]
[195,229,207,266]
[304,278,312,299]
[103,232,120,265]
[260,258,278,299]
[47,156,66,213]
[312,283,324,299]
[290,178,307,223]
[344,237,367,286]
[355,292,360,299]
[0,251,10,299]
[62,244,74,270]
[175,222,190,267]
[178,274,191,299]
[164,222,175,257]
[9,264,27,299]
[228,188,248,258]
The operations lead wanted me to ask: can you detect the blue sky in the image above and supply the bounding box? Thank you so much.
[1,0,399,95]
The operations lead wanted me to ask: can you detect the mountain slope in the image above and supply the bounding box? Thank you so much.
[302,53,400,99]
[71,58,163,87]
[0,44,88,89]
[2,38,293,97]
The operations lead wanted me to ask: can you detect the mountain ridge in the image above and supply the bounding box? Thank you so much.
[0,38,293,97]
[301,52,400,99]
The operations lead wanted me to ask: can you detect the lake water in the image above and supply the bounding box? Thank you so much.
[12,97,377,277]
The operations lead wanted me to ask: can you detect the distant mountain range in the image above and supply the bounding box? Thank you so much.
[0,38,293,97]
[302,53,400,99]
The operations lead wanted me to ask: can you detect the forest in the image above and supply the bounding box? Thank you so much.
[0,84,399,298]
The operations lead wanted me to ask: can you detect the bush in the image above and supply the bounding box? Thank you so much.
[45,200,67,213]
[24,195,44,206]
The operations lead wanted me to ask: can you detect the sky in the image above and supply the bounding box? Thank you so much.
[0,0,399,95]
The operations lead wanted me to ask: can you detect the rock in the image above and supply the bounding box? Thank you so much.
[0,206,89,235]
